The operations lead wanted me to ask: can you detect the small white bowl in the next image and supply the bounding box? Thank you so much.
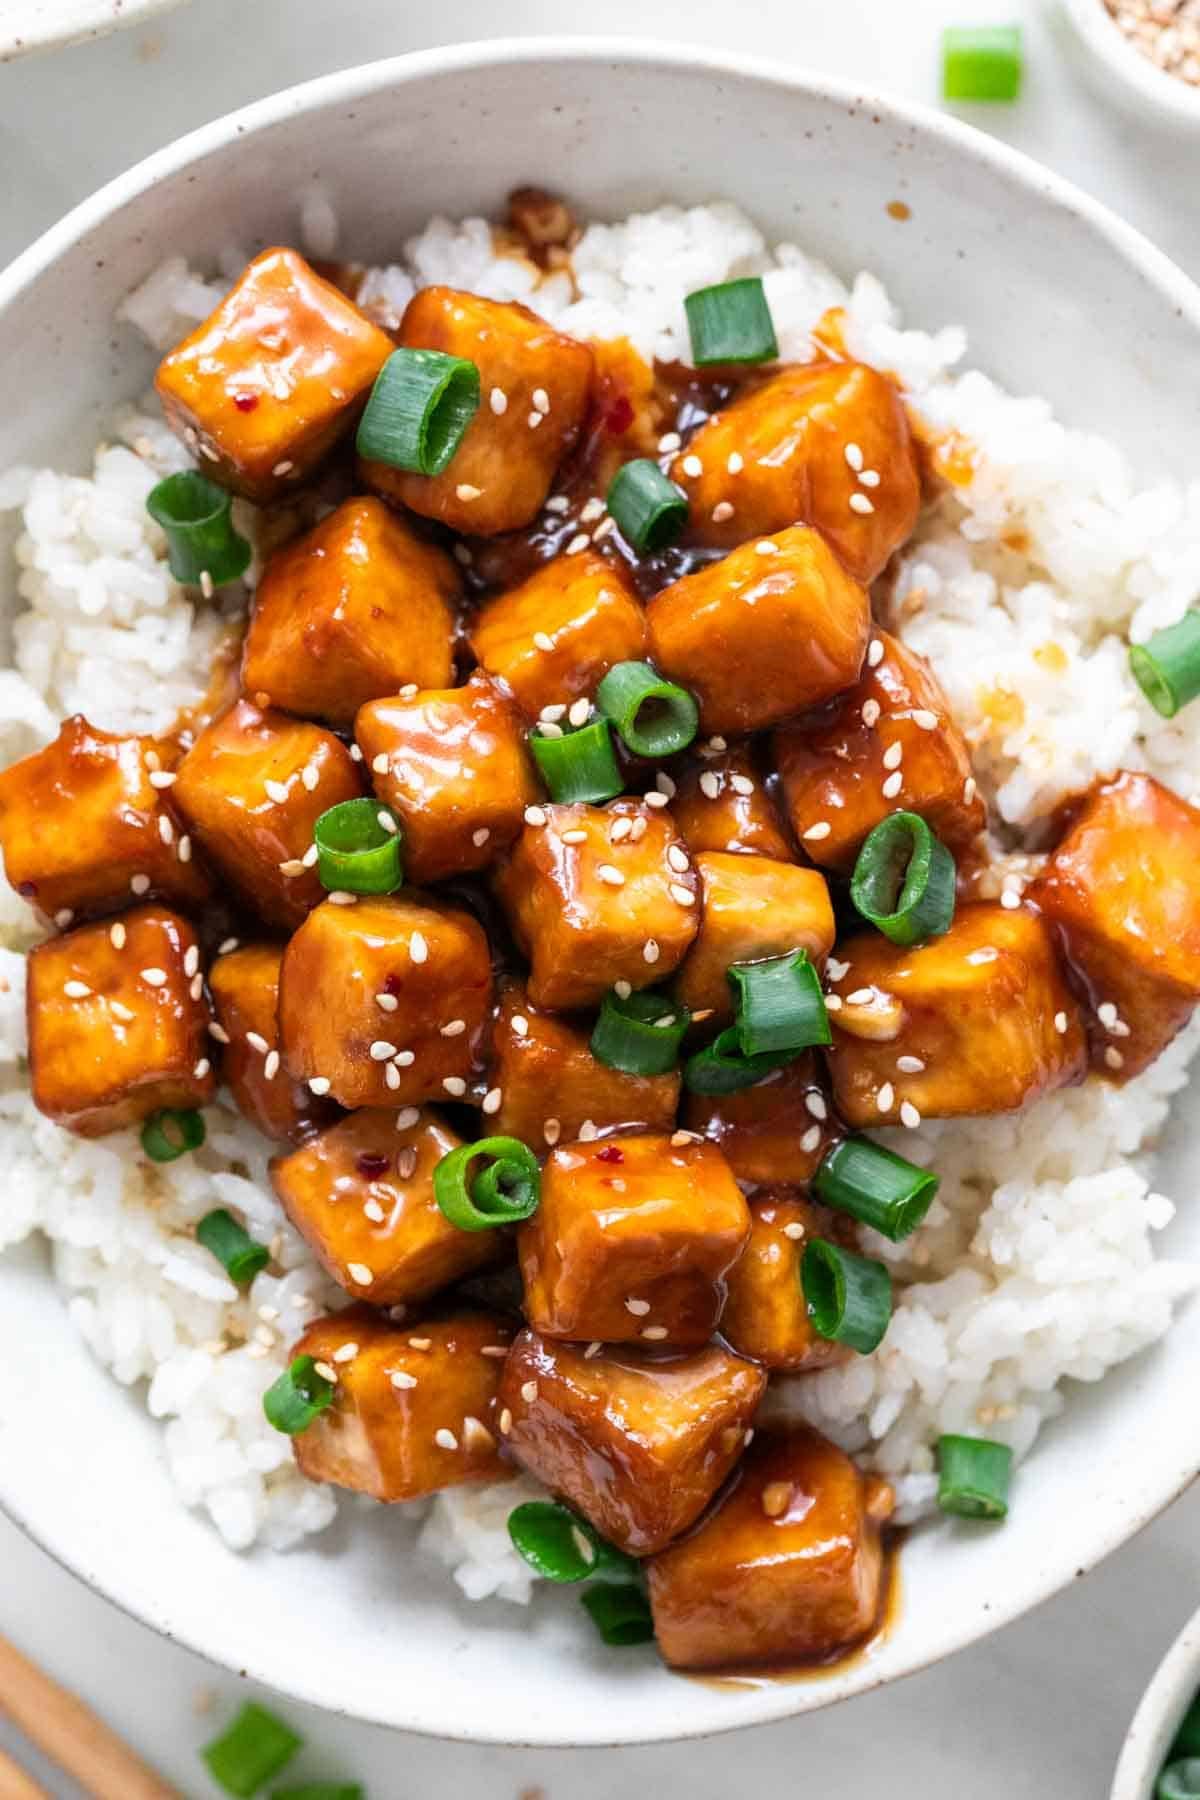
[1060,0,1200,129]
[0,0,187,64]
[1112,1605,1200,1799]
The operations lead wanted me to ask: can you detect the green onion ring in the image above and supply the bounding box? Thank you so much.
[683,1025,789,1096]
[262,1355,336,1436]
[528,717,624,804]
[936,1434,1014,1521]
[202,1701,302,1798]
[590,988,690,1076]
[1129,610,1200,719]
[140,1107,206,1163]
[507,1500,639,1584]
[146,470,252,589]
[580,1583,655,1647]
[684,276,779,367]
[849,810,956,946]
[433,1136,541,1232]
[196,1207,269,1284]
[595,660,700,758]
[801,1237,893,1355]
[727,950,831,1057]
[812,1136,940,1243]
[356,347,481,476]
[606,460,689,555]
[313,797,404,895]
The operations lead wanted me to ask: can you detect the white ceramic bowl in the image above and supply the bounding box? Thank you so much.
[0,0,186,63]
[1113,1606,1200,1799]
[1060,0,1200,129]
[2,37,1200,1749]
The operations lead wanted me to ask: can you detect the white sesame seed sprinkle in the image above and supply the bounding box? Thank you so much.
[264,779,289,804]
[561,828,587,844]
[642,1326,669,1341]
[110,1000,135,1023]
[1105,1047,1125,1070]
[845,442,864,471]
[645,790,669,808]
[183,945,200,977]
[912,710,939,731]
[263,1050,280,1080]
[148,769,177,789]
[278,858,305,877]
[140,967,167,987]
[1000,890,1021,910]
[532,387,550,414]
[498,1407,513,1435]
[877,1082,896,1112]
[54,908,74,929]
[881,771,903,800]
[699,771,721,800]
[862,698,882,727]
[245,1031,269,1054]
[565,533,591,556]
[755,539,779,555]
[803,821,832,841]
[568,697,591,728]
[625,1297,651,1316]
[472,827,491,848]
[682,455,703,478]
[489,387,508,415]
[347,1264,373,1286]
[442,1077,467,1097]
[805,1093,828,1121]
[524,805,547,826]
[882,741,904,771]
[667,845,690,873]
[378,810,398,835]
[538,721,564,740]
[670,882,695,906]
[409,931,428,963]
[391,1370,418,1390]
[800,1125,822,1153]
[63,980,91,999]
[158,814,174,845]
[208,1021,230,1044]
[376,992,399,1012]
[658,432,682,453]
[543,1118,561,1146]
[597,863,625,886]
[1097,1001,1119,1028]
[218,937,239,956]
[545,495,569,514]
[434,1428,459,1451]
[849,492,875,515]
[609,816,633,843]
[727,451,744,474]
[309,1077,332,1095]
[900,1100,922,1129]
[512,1014,530,1038]
[729,773,755,795]
[440,1019,467,1037]
[396,1107,420,1130]
[370,1040,398,1061]
[897,1055,926,1073]
[482,1087,502,1114]
[455,483,482,502]
[712,501,735,523]
[964,776,977,804]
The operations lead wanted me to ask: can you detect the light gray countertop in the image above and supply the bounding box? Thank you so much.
[3,1,1198,1793]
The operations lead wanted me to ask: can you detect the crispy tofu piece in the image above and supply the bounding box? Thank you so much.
[208,943,333,1142]
[468,552,648,719]
[278,894,493,1107]
[673,853,836,1024]
[241,498,459,727]
[361,287,593,535]
[0,715,210,927]
[356,673,539,883]
[271,1108,503,1304]
[669,748,795,862]
[155,248,393,503]
[825,903,1087,1125]
[645,526,870,735]
[1029,771,1200,1079]
[499,1330,766,1555]
[670,361,921,584]
[720,1191,853,1371]
[27,905,215,1136]
[172,699,361,932]
[774,630,985,870]
[682,1053,837,1186]
[647,1429,894,1671]
[518,1133,750,1346]
[291,1308,513,1502]
[494,800,700,1009]
[488,979,680,1147]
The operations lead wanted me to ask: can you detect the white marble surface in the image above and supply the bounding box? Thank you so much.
[3,2,1200,1794]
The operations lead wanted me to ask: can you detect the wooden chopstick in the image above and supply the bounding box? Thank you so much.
[0,1634,179,1800]
[0,1745,48,1800]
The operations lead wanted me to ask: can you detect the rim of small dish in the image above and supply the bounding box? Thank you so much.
[1060,0,1200,126]
[1112,1604,1200,1798]
[2,35,1200,1746]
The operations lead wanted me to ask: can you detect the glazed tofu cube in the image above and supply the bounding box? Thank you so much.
[825,903,1087,1125]
[518,1133,750,1346]
[670,361,921,584]
[645,526,870,735]
[172,699,361,931]
[242,498,459,728]
[356,673,539,884]
[494,800,700,1009]
[499,1330,766,1555]
[155,247,394,502]
[647,1429,894,1671]
[290,1308,513,1502]
[271,1108,503,1304]
[468,552,648,720]
[360,287,593,535]
[208,943,333,1143]
[488,980,680,1148]
[0,715,210,927]
[774,630,985,870]
[1029,771,1200,1078]
[720,1191,853,1371]
[682,1053,837,1186]
[27,905,215,1136]
[673,853,836,1024]
[669,748,795,862]
[278,894,492,1108]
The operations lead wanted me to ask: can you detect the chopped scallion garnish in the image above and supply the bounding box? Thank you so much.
[683,1025,787,1096]
[590,988,690,1075]
[146,470,252,589]
[528,717,624,804]
[941,24,1023,102]
[595,660,699,758]
[507,1501,638,1584]
[433,1136,541,1231]
[801,1237,893,1354]
[202,1701,302,1798]
[849,810,956,946]
[1130,610,1200,718]
[606,460,689,555]
[813,1136,940,1243]
[140,1107,205,1164]
[1159,1761,1200,1800]
[263,1354,336,1436]
[313,798,403,895]
[684,276,779,366]
[936,1434,1013,1521]
[727,951,831,1057]
[356,347,480,476]
[196,1207,269,1284]
[580,1582,655,1647]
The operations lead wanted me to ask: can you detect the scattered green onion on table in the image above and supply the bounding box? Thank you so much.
[202,1701,301,1798]
[595,659,700,757]
[813,1136,940,1243]
[356,347,480,475]
[605,459,689,554]
[1130,609,1200,719]
[591,987,691,1075]
[850,810,956,946]
[941,24,1023,102]
[528,715,624,804]
[433,1136,542,1230]
[146,470,252,589]
[196,1207,269,1284]
[936,1434,1013,1520]
[140,1106,206,1164]
[684,275,779,366]
[312,798,404,895]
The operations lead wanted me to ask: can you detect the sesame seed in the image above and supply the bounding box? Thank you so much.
[669,882,696,907]
[762,1481,792,1519]
[209,1021,231,1044]
[584,1341,603,1360]
[391,1370,418,1390]
[543,1118,561,1146]
[727,451,744,474]
[729,773,754,795]
[362,1198,385,1226]
[199,570,214,599]
[218,938,239,956]
[645,790,669,808]
[524,804,547,826]
[913,709,939,731]
[434,1428,459,1451]
[263,1050,280,1080]
[597,864,625,886]
[642,1326,669,1341]
[882,741,904,771]
[347,1264,373,1286]
[246,1031,270,1054]
[314,1361,338,1383]
[140,967,167,987]
[897,1055,926,1073]
[881,771,903,799]
[490,387,508,415]
[755,539,779,555]
[333,1341,360,1363]
[862,698,882,727]
[868,639,885,668]
[699,771,721,800]
[527,412,543,429]
[396,1107,421,1131]
[54,908,74,929]
[482,1087,502,1114]
[149,769,177,789]
[1097,1001,1119,1028]
[671,1129,701,1146]
[805,1093,828,1121]
[455,484,482,502]
[783,1221,806,1241]
[409,932,429,963]
[440,1019,467,1037]
[399,684,419,700]
[378,810,398,835]
[64,980,91,999]
[967,947,999,966]
[609,816,633,843]
[130,873,151,896]
[189,973,203,1001]
[181,945,199,978]
[667,845,690,873]
[397,1148,417,1178]
[472,827,491,848]
[859,469,881,488]
[845,442,864,471]
[877,1082,895,1112]
[964,776,977,804]
[498,1407,513,1435]
[540,703,567,723]
[301,763,320,791]
[545,495,569,514]
[625,1297,651,1316]
[177,834,193,865]
[800,1125,822,1153]
[712,501,735,523]
[512,1014,530,1038]
[561,828,587,844]
[370,1040,398,1061]
[278,858,306,877]
[309,1077,332,1095]
[846,988,874,1005]
[538,721,564,740]
[442,1077,467,1097]
[349,743,363,761]
[394,1050,415,1067]
[111,1001,135,1023]
[264,779,289,804]
[521,1381,539,1404]
[1105,1047,1125,1070]
[376,992,399,1013]
[849,492,875,515]
[682,455,703,478]
[568,697,591,728]
[371,753,390,776]
[532,387,551,414]
[463,1415,496,1453]
[1000,890,1021,910]
[658,432,682,453]
[408,1336,432,1350]
[803,821,832,841]
[629,815,647,839]
[900,1100,922,1129]
[566,533,591,556]
[158,815,174,846]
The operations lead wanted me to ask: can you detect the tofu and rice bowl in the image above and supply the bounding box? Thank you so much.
[1,185,1198,1672]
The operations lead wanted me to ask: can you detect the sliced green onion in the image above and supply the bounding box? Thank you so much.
[263,1354,336,1436]
[813,1136,940,1243]
[433,1136,541,1231]
[728,951,831,1057]
[1130,610,1200,718]
[313,798,403,895]
[140,1107,205,1163]
[528,717,623,804]
[606,459,689,555]
[936,1434,1013,1521]
[202,1702,302,1798]
[683,1025,787,1096]
[941,25,1023,102]
[850,810,957,946]
[595,660,699,757]
[1171,1694,1200,1761]
[146,471,252,589]
[356,347,480,476]
[1159,1761,1200,1800]
[685,276,778,367]
[591,987,690,1076]
[196,1208,269,1284]
[507,1501,639,1584]
[272,1788,363,1800]
[801,1238,893,1355]
[580,1583,655,1647]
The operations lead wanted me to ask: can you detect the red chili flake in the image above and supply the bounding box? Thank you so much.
[605,395,634,436]
[356,1152,391,1179]
[232,392,259,413]
[595,1144,624,1164]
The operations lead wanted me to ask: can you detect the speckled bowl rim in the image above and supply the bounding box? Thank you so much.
[1113,1606,1200,1799]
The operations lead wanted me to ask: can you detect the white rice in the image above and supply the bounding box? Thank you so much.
[1,201,1197,1598]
